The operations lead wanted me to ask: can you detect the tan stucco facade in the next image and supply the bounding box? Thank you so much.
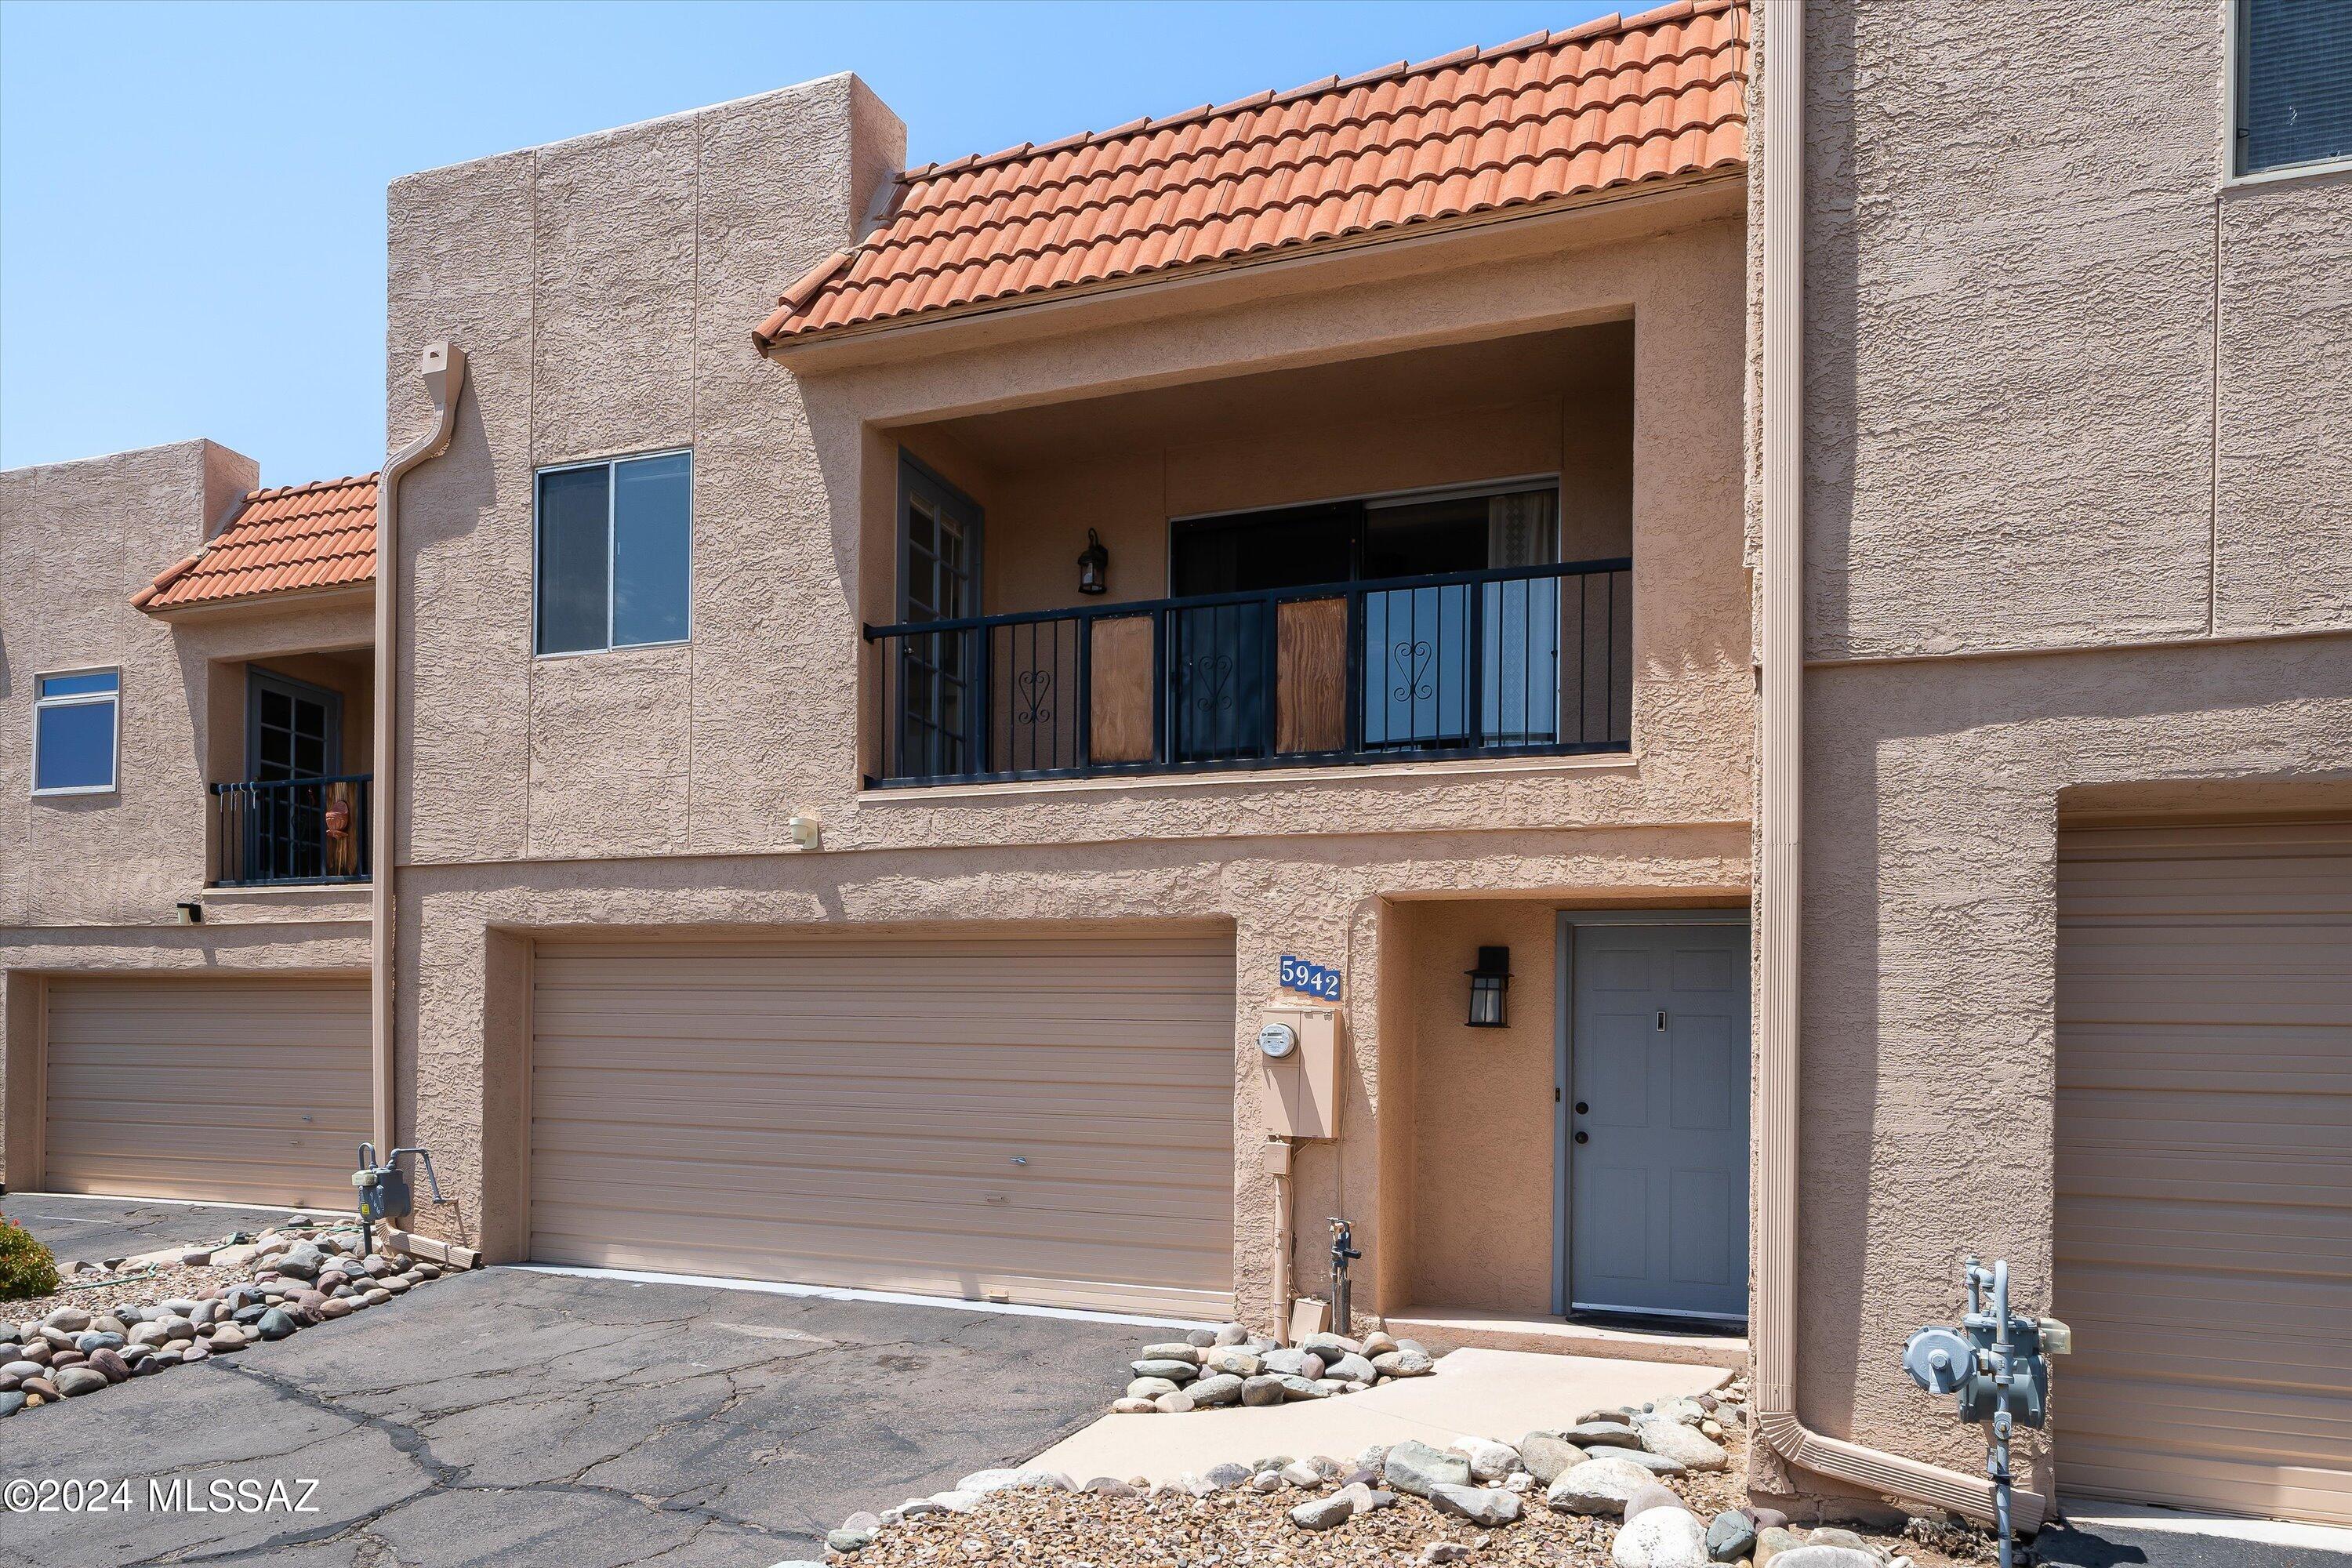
[1755,0,2352,1518]
[0,441,375,1190]
[376,71,1756,1326]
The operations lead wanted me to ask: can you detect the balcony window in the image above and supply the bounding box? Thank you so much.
[32,669,118,795]
[535,452,692,655]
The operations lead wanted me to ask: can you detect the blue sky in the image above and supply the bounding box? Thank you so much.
[0,1,1611,484]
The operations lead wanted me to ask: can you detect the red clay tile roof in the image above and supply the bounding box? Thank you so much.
[133,474,379,611]
[756,0,1748,345]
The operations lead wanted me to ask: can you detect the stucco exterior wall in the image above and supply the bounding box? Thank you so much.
[1766,0,2352,1512]
[0,441,375,1187]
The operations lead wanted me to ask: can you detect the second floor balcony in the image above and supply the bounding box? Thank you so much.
[211,773,372,887]
[866,557,1631,787]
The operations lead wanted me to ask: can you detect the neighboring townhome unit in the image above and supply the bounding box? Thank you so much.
[1,446,379,1207]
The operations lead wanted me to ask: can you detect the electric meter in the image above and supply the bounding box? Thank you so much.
[1257,1022,1298,1059]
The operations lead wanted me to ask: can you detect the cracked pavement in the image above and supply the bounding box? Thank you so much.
[1,1199,1145,1567]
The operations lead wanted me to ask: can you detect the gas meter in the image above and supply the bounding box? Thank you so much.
[354,1143,445,1229]
[1901,1258,2071,1568]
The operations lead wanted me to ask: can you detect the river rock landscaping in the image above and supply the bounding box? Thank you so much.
[0,1217,451,1420]
[1108,1323,1438,1413]
[786,1376,1993,1568]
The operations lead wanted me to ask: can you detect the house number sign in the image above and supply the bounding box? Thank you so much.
[1279,955,1342,1002]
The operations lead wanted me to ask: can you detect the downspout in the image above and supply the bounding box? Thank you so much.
[372,341,467,1161]
[1749,5,2042,1534]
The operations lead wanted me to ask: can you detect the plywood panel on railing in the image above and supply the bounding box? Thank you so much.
[1089,615,1156,764]
[1277,596,1348,753]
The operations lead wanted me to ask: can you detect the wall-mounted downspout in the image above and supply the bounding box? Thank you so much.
[372,342,467,1160]
[1750,5,2042,1534]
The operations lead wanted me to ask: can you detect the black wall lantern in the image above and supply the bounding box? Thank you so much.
[1466,946,1511,1028]
[1076,528,1109,595]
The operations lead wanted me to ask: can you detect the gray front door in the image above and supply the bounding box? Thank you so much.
[1567,920,1749,1320]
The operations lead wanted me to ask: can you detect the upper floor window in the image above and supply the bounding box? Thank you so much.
[535,452,691,655]
[2238,0,2352,174]
[33,669,119,795]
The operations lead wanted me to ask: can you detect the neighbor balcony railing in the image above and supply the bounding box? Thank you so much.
[865,558,1631,786]
[211,773,372,887]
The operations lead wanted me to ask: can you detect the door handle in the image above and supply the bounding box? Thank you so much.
[1573,1131,1589,1145]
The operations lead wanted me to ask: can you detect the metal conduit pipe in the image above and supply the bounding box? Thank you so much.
[1748,5,2042,1534]
[371,342,468,1159]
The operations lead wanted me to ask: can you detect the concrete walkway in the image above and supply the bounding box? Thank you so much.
[1027,1346,1737,1483]
[2,1189,312,1263]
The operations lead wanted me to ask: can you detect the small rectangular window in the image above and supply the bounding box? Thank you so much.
[33,669,119,794]
[535,452,691,655]
[2238,0,2352,174]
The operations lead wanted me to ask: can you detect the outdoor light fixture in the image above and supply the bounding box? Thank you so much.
[1466,946,1510,1027]
[176,900,204,925]
[1076,528,1109,595]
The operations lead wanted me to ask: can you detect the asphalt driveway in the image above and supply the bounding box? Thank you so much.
[1,1194,1145,1566]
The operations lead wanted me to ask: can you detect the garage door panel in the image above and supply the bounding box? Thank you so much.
[2055,821,2352,1526]
[530,929,1237,1316]
[45,975,370,1209]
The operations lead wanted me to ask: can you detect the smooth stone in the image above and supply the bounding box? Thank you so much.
[1753,1526,1804,1566]
[1455,1436,1520,1481]
[319,1298,354,1319]
[1519,1432,1588,1484]
[21,1377,60,1401]
[1370,1347,1434,1377]
[1656,1396,1710,1425]
[1261,1347,1323,1378]
[1082,1476,1138,1497]
[1288,1494,1355,1530]
[1707,1509,1758,1563]
[1359,1330,1399,1357]
[1109,1397,1156,1414]
[1279,1461,1324,1488]
[160,1299,200,1316]
[1615,1448,1690,1475]
[1152,1390,1196,1414]
[42,1307,93,1333]
[1432,1484,1522,1526]
[1203,1462,1252,1490]
[1275,1373,1327,1400]
[1635,1414,1730,1471]
[1138,1341,1201,1365]
[1188,1372,1243,1407]
[1624,1483,1684,1520]
[256,1308,299,1341]
[1213,1323,1248,1346]
[826,1528,876,1553]
[1765,1550,1880,1568]
[1327,1352,1378,1383]
[180,1341,210,1363]
[1299,1332,1362,1359]
[1548,1457,1656,1515]
[1240,1374,1290,1406]
[382,1276,410,1294]
[128,1323,171,1348]
[274,1243,325,1281]
[1184,1327,1218,1348]
[56,1365,109,1397]
[85,1348,130,1384]
[1202,1345,1261,1377]
[52,1350,87,1368]
[1564,1421,1646,1447]
[362,1288,391,1305]
[1249,1470,1287,1494]
[208,1325,252,1351]
[1422,1546,1472,1565]
[1,1361,41,1381]
[1124,1376,1178,1401]
[0,1392,23,1417]
[90,1315,128,1336]
[1613,1506,1710,1568]
[1382,1439,1472,1498]
[1130,1359,1197,1381]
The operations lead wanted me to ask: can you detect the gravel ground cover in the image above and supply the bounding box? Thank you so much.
[806,1369,1996,1568]
[0,1217,447,1419]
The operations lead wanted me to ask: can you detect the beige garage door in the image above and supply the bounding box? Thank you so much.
[2055,819,2352,1526]
[529,928,1237,1316]
[45,975,371,1208]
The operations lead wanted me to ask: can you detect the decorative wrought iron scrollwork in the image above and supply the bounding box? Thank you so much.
[1181,651,1236,713]
[1013,665,1054,727]
[1390,638,1435,702]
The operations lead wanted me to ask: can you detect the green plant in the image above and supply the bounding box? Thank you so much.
[0,1217,60,1300]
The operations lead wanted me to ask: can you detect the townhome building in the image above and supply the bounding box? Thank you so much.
[2,0,2344,1535]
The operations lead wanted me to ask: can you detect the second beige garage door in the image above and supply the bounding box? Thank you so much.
[45,975,371,1209]
[2055,818,2352,1527]
[529,927,1237,1316]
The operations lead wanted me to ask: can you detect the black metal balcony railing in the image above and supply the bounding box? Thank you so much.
[866,558,1632,787]
[211,774,372,887]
